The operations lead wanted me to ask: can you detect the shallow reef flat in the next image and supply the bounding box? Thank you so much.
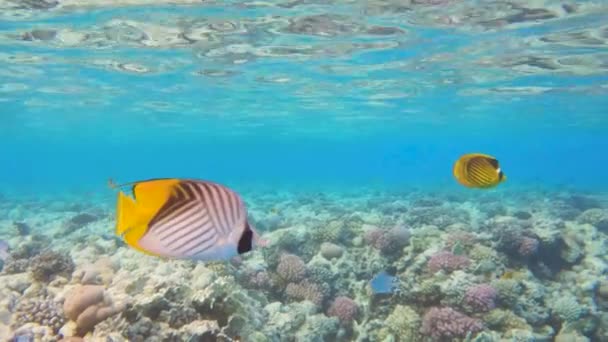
[0,188,607,341]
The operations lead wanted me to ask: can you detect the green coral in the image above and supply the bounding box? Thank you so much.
[492,279,522,307]
[440,271,474,307]
[484,309,531,332]
[552,295,584,323]
[383,305,421,341]
[401,278,442,306]
[469,244,503,265]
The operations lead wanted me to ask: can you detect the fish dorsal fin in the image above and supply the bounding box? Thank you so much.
[147,180,199,229]
[132,178,181,212]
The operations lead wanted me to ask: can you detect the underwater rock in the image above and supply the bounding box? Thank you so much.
[513,211,532,220]
[320,242,343,260]
[63,284,124,336]
[578,209,608,232]
[62,213,99,234]
[566,194,601,211]
[597,280,608,299]
[12,222,31,236]
[255,212,283,231]
[73,257,116,286]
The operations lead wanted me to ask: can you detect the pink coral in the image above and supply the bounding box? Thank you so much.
[364,226,410,255]
[364,229,383,246]
[517,237,539,257]
[444,231,477,250]
[427,251,470,273]
[464,284,497,312]
[420,307,483,340]
[327,296,358,324]
[276,253,306,282]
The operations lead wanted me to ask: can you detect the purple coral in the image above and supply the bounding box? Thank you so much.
[364,229,383,246]
[327,296,358,324]
[364,225,410,255]
[427,251,470,273]
[464,284,497,312]
[420,307,483,340]
[276,253,306,282]
[517,237,539,257]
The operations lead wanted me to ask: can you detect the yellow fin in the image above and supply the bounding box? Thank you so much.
[113,178,181,257]
[116,191,139,236]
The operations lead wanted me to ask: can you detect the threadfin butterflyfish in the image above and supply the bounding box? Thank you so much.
[453,153,506,189]
[109,178,265,261]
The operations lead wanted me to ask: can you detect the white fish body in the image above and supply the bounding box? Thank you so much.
[136,180,257,261]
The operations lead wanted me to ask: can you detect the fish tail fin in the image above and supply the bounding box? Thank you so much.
[116,191,139,237]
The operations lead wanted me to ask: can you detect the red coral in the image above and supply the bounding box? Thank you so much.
[421,307,483,340]
[464,284,497,312]
[427,251,470,273]
[327,296,358,323]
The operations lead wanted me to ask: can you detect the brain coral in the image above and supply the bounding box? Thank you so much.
[276,254,306,282]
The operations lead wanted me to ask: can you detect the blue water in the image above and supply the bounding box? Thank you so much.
[1,3,607,197]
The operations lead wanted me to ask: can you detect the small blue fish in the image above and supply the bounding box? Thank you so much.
[369,271,397,295]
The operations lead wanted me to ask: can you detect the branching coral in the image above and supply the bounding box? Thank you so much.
[11,295,65,334]
[420,306,483,340]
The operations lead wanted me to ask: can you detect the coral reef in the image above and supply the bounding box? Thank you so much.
[63,284,124,336]
[0,188,606,341]
[327,296,358,324]
[420,306,484,340]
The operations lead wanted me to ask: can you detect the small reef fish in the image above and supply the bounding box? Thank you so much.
[110,178,265,261]
[453,153,506,189]
[369,271,397,295]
